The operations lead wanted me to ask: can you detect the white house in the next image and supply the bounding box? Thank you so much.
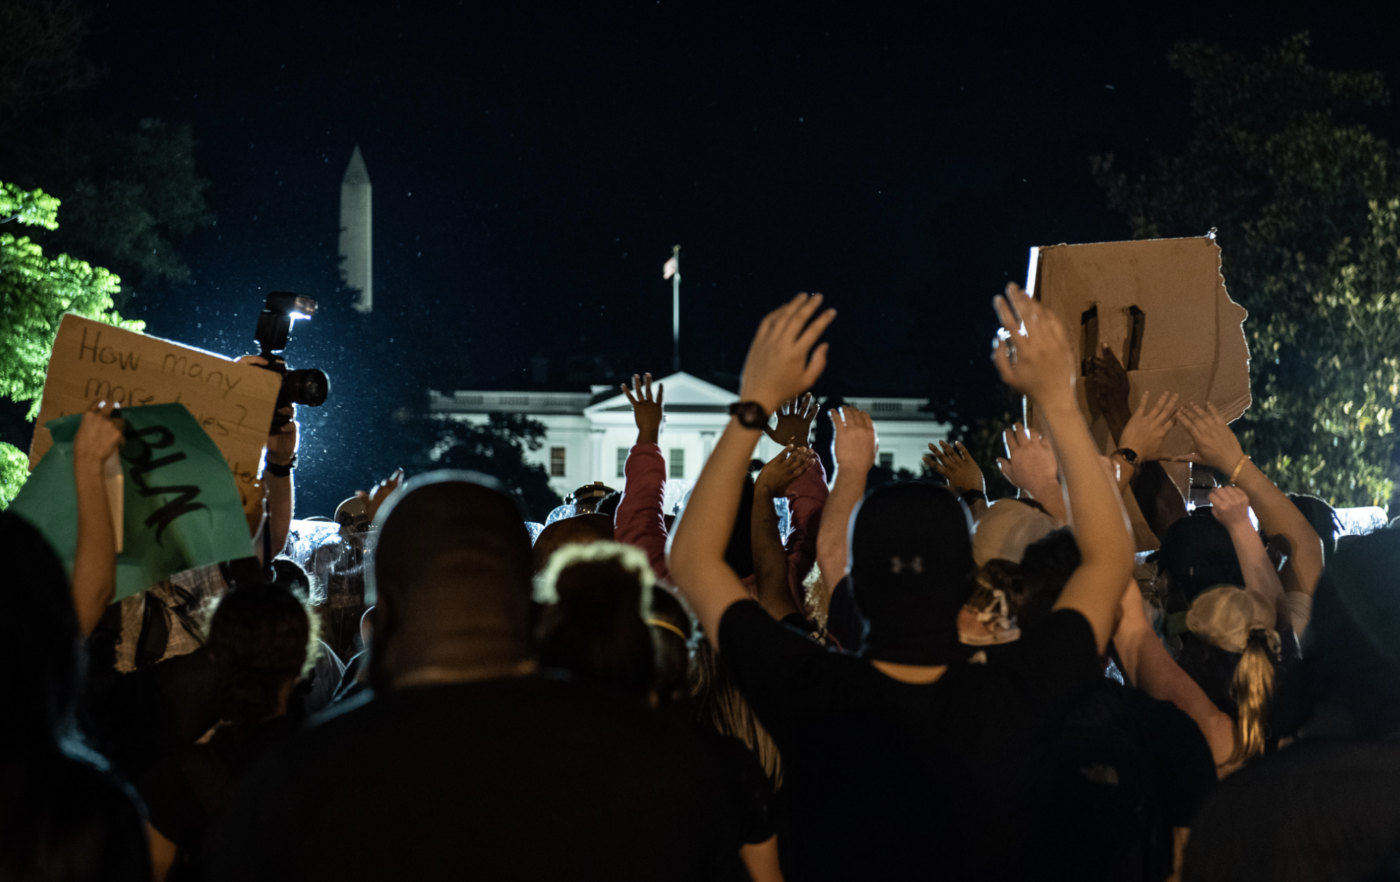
[429,372,951,508]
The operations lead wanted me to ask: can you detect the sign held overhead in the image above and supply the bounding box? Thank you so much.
[29,315,283,518]
[1024,235,1251,459]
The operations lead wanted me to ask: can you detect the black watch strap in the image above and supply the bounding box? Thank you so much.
[728,401,769,430]
[960,488,987,507]
[1111,447,1140,470]
[264,453,296,477]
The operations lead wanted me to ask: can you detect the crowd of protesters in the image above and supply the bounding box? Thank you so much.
[6,285,1400,882]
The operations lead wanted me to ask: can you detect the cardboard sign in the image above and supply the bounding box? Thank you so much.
[11,403,255,600]
[28,315,282,518]
[1025,235,1251,459]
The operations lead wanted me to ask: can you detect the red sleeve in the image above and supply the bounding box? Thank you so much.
[784,454,828,612]
[614,443,670,582]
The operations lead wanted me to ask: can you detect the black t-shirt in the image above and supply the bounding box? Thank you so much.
[1026,677,1218,882]
[138,715,299,868]
[1184,739,1400,882]
[0,748,151,882]
[718,598,1100,881]
[688,724,774,846]
[207,673,731,882]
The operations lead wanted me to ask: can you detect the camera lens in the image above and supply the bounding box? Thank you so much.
[283,368,330,407]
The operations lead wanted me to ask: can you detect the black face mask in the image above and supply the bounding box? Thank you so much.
[850,483,974,667]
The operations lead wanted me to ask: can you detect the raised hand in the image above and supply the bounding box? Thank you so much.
[621,373,665,445]
[924,440,985,496]
[991,283,1077,408]
[1209,485,1253,532]
[1173,403,1246,474]
[1117,390,1179,463]
[755,444,816,499]
[996,422,1057,496]
[267,405,299,466]
[71,399,126,637]
[739,293,836,414]
[765,392,819,448]
[1085,343,1133,435]
[830,406,877,477]
[73,399,126,466]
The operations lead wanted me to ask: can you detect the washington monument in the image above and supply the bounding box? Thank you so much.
[339,145,372,313]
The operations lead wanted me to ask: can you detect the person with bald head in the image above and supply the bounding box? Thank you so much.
[530,512,614,574]
[210,471,730,882]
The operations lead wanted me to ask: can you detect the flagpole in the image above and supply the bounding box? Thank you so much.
[671,244,681,373]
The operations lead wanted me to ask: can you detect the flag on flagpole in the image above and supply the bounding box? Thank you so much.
[663,253,679,280]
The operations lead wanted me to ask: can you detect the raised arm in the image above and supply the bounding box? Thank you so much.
[752,444,813,621]
[669,294,835,645]
[71,399,125,636]
[1089,347,1188,538]
[814,406,876,592]
[925,439,987,518]
[261,405,298,562]
[995,285,1134,653]
[996,422,1068,524]
[782,445,827,602]
[614,373,671,580]
[1175,404,1324,599]
[1113,580,1237,772]
[1209,485,1289,631]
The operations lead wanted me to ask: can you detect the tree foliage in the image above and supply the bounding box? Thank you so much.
[0,179,142,506]
[1095,33,1400,506]
[0,1,213,296]
[14,118,214,290]
[424,412,564,522]
[0,0,96,116]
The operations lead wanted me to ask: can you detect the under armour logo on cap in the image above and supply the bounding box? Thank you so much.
[890,556,924,575]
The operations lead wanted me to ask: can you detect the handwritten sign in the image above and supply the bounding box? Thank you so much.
[29,315,282,518]
[10,403,255,600]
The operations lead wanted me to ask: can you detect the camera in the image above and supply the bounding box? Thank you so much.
[253,291,330,430]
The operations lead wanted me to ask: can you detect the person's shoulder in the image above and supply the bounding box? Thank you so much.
[19,750,152,880]
[994,608,1096,669]
[34,748,149,848]
[1186,740,1400,881]
[719,598,831,654]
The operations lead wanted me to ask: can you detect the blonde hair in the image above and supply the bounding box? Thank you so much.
[535,540,655,607]
[1228,630,1277,766]
[692,637,782,786]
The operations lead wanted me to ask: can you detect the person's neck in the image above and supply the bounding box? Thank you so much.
[871,659,948,684]
[389,633,537,689]
[393,657,537,688]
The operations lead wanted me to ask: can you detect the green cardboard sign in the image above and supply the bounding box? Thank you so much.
[11,403,255,600]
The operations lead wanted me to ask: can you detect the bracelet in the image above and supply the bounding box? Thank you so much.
[960,488,987,507]
[1228,454,1250,485]
[264,454,296,478]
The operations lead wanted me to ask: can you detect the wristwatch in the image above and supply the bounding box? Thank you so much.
[960,488,987,507]
[1111,447,1140,472]
[728,401,769,430]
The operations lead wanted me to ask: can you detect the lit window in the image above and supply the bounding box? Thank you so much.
[617,447,628,478]
[670,448,686,479]
[550,447,566,477]
[879,452,894,469]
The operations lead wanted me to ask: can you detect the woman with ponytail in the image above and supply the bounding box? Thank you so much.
[1178,587,1285,768]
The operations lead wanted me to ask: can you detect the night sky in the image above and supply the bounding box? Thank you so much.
[70,0,1400,513]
